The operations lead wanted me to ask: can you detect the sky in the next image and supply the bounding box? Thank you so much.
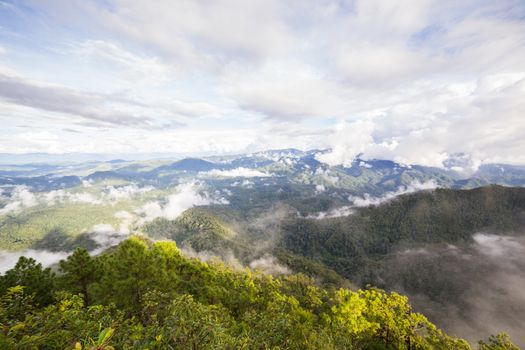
[0,0,524,167]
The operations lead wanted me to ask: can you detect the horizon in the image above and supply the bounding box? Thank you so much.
[1,148,525,171]
[1,2,525,345]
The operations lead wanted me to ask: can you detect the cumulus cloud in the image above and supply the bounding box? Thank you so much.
[0,186,37,215]
[1,0,525,164]
[67,192,103,205]
[86,210,138,253]
[348,180,438,207]
[318,73,525,168]
[82,179,93,187]
[104,184,154,202]
[316,120,382,167]
[136,182,218,223]
[199,167,271,178]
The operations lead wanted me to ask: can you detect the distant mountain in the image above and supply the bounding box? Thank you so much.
[3,149,525,195]
[2,149,525,344]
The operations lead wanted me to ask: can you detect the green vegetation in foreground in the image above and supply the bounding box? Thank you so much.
[0,236,519,349]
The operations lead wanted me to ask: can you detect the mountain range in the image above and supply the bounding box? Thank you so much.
[1,149,525,346]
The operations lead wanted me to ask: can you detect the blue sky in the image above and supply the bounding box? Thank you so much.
[0,0,524,168]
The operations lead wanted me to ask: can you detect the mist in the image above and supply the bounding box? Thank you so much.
[0,249,69,274]
[249,254,290,275]
[136,182,225,224]
[348,180,438,207]
[0,183,157,216]
[199,167,272,178]
[0,185,37,215]
[305,206,354,219]
[379,233,525,346]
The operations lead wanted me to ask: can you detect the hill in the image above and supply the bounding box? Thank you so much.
[1,236,517,349]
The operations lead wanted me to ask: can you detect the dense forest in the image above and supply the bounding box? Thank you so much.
[0,236,519,349]
[281,185,525,281]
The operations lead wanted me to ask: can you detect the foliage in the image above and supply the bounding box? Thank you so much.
[0,257,55,306]
[479,334,520,350]
[0,237,514,349]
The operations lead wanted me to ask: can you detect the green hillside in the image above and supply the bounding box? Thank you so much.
[1,236,517,349]
[280,185,525,282]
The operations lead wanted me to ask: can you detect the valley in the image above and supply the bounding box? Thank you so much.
[1,150,525,346]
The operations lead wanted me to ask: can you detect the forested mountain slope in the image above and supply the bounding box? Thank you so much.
[0,237,518,349]
[141,185,525,345]
[281,185,525,281]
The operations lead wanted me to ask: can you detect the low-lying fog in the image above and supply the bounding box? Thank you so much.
[381,233,525,346]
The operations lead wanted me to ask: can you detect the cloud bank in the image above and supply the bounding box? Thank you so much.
[0,0,523,166]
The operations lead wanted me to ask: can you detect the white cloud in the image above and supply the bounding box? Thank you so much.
[249,254,290,275]
[68,40,172,85]
[473,234,525,258]
[1,0,524,165]
[314,168,339,184]
[104,184,154,202]
[241,180,254,188]
[0,249,69,274]
[316,120,377,167]
[115,210,134,235]
[136,182,215,223]
[68,192,103,205]
[315,184,326,193]
[7,184,156,211]
[348,180,438,207]
[0,186,37,216]
[220,62,350,120]
[87,222,129,254]
[180,246,244,270]
[0,72,158,128]
[92,0,293,67]
[199,167,271,178]
[318,72,525,168]
[306,206,354,220]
